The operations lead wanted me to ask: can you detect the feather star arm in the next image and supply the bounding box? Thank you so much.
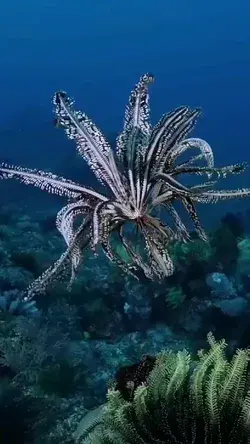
[0,163,108,201]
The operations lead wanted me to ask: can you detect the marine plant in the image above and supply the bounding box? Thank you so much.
[0,74,249,298]
[166,285,186,309]
[170,238,213,269]
[0,382,53,443]
[78,333,250,443]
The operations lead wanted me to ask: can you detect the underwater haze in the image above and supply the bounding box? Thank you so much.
[1,2,250,442]
[1,0,250,224]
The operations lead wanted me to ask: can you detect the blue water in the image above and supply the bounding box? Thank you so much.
[1,0,250,224]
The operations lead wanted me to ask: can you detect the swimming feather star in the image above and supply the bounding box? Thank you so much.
[0,74,249,299]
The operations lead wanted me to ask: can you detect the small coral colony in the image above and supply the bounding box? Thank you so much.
[0,74,249,296]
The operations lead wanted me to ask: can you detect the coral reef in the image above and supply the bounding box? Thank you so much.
[0,200,249,441]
